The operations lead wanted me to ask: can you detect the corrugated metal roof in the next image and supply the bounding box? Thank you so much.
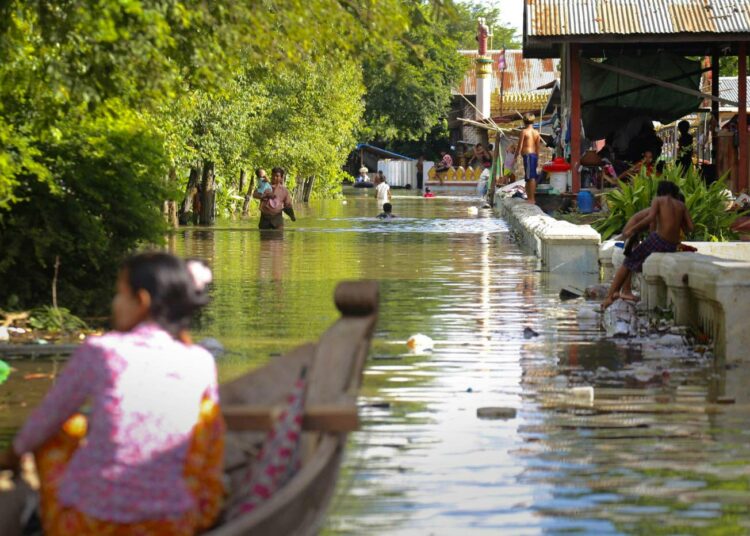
[455,50,559,96]
[719,76,750,109]
[526,0,750,37]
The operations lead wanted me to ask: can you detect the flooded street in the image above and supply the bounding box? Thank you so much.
[4,192,750,533]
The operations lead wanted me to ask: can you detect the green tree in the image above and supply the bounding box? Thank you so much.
[362,3,468,141]
[448,1,520,50]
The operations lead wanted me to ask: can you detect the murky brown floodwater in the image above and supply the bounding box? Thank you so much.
[4,190,750,534]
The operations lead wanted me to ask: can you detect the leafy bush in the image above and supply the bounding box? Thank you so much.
[595,165,742,241]
[29,306,89,332]
[0,111,171,314]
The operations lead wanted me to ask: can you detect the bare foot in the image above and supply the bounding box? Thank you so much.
[601,295,615,310]
[619,292,639,302]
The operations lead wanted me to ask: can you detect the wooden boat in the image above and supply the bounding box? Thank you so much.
[208,280,379,536]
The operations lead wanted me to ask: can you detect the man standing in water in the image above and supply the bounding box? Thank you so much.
[515,113,542,204]
[253,167,296,229]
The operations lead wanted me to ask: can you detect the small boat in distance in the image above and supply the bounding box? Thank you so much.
[209,280,379,536]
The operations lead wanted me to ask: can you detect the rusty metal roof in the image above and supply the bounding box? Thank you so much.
[526,0,750,37]
[455,50,559,96]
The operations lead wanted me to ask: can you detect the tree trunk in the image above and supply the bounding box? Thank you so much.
[163,167,179,228]
[199,160,216,226]
[238,169,247,193]
[179,166,202,225]
[241,176,256,217]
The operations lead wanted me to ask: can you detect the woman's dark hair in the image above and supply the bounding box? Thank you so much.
[271,167,285,177]
[121,252,210,339]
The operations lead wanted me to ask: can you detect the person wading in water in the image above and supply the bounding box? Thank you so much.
[254,167,296,230]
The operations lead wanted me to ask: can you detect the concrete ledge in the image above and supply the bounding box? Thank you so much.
[495,196,600,273]
[643,252,750,363]
[600,239,750,276]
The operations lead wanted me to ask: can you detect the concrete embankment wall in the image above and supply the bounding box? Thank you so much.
[494,196,600,273]
[599,239,750,363]
[643,252,750,364]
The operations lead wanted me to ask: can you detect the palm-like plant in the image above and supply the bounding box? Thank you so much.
[595,164,743,241]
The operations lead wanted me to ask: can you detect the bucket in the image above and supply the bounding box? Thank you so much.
[577,190,594,214]
[549,171,567,192]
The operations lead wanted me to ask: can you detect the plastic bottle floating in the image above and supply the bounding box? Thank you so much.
[406,334,434,352]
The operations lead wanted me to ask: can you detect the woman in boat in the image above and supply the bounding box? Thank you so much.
[0,252,224,535]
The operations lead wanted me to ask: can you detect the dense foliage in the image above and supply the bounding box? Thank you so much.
[0,0,514,314]
[595,165,742,242]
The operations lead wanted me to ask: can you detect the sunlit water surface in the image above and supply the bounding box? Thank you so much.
[4,191,750,534]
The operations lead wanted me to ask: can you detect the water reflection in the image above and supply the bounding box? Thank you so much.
[3,193,749,533]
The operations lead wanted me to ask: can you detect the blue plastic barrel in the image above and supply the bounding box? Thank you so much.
[577,190,594,214]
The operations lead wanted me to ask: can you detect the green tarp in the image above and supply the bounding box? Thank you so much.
[580,53,703,140]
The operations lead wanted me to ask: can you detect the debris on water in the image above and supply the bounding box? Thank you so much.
[559,287,583,301]
[24,373,54,380]
[577,305,600,322]
[569,386,594,404]
[364,401,391,409]
[523,327,539,339]
[602,299,639,337]
[198,337,225,358]
[406,333,434,352]
[34,339,49,345]
[0,326,9,342]
[7,327,26,334]
[717,397,736,404]
[477,407,517,419]
[467,206,479,215]
[584,285,609,300]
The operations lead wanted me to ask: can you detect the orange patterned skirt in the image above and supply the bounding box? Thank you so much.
[34,399,225,536]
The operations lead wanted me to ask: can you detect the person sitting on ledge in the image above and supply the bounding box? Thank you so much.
[602,181,693,309]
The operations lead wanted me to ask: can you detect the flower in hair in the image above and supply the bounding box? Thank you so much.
[187,260,212,292]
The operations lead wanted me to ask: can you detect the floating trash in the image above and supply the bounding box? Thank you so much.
[559,287,583,301]
[523,327,539,339]
[198,337,225,358]
[603,299,639,337]
[406,333,434,352]
[0,326,9,342]
[477,407,517,420]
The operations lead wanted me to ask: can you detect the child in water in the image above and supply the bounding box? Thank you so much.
[1,252,224,535]
[377,202,396,219]
[423,187,435,198]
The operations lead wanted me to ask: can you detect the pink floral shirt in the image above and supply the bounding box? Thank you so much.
[14,323,220,523]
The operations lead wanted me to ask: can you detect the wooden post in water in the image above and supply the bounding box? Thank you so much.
[241,177,255,217]
[179,166,201,225]
[570,44,582,194]
[200,161,216,226]
[739,42,748,193]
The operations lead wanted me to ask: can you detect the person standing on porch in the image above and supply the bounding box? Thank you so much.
[515,114,542,204]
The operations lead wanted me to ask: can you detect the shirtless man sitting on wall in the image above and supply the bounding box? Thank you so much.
[514,114,542,204]
[602,180,693,309]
